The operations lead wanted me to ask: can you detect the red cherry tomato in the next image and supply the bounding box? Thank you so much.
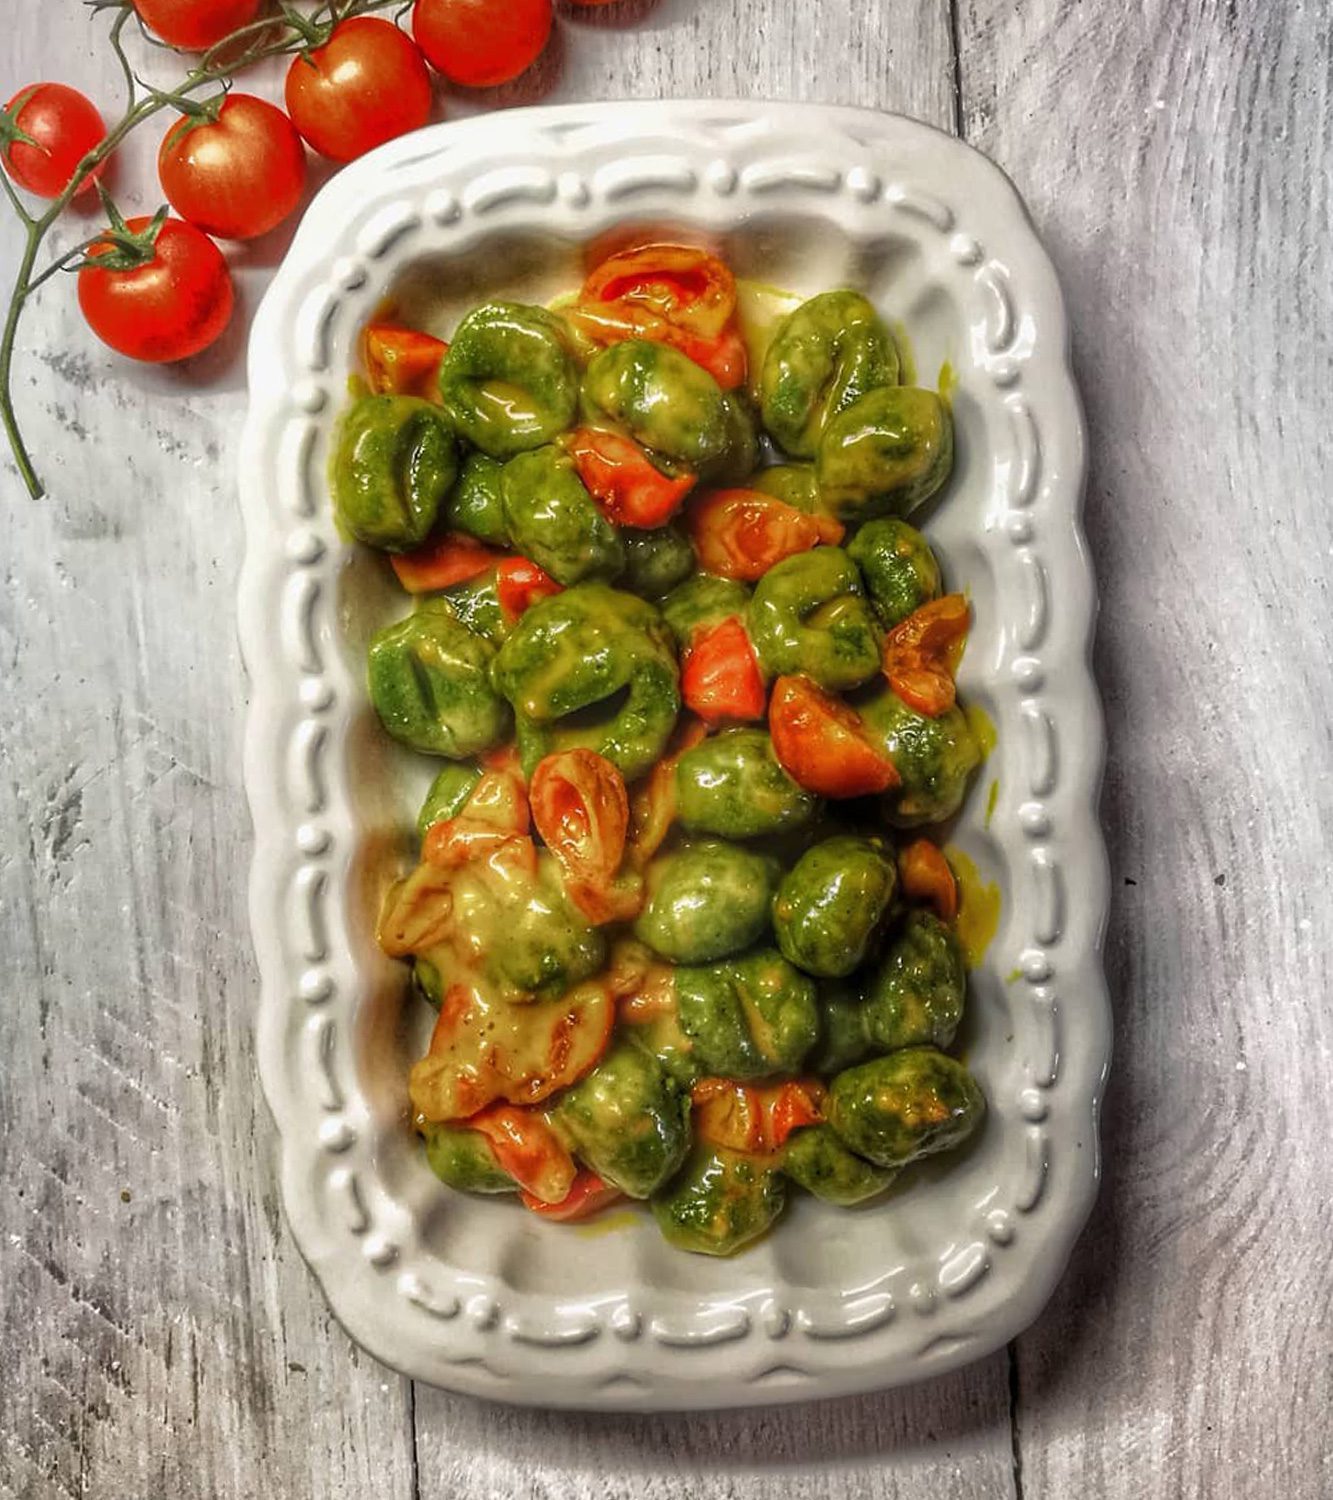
[158,95,305,242]
[583,244,735,339]
[1,84,106,199]
[496,557,563,621]
[464,1104,576,1205]
[686,488,844,582]
[898,839,959,923]
[881,594,971,717]
[521,1170,623,1222]
[362,324,449,397]
[412,0,553,87]
[389,532,500,593]
[132,0,263,50]
[680,616,768,726]
[77,216,234,364]
[285,18,432,163]
[530,750,641,925]
[691,1077,825,1155]
[568,244,748,389]
[422,766,532,873]
[565,427,696,529]
[768,674,900,799]
[626,716,708,867]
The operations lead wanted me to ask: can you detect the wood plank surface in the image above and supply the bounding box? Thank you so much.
[956,1,1333,1496]
[2,0,1330,1496]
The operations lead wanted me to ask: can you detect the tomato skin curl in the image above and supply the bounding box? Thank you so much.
[390,531,500,594]
[530,749,642,924]
[881,594,971,718]
[686,488,843,582]
[569,243,748,389]
[465,1103,576,1204]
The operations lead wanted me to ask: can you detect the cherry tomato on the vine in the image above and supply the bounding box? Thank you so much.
[1,84,106,200]
[285,18,433,163]
[412,0,553,87]
[78,216,234,363]
[132,0,264,51]
[158,94,306,242]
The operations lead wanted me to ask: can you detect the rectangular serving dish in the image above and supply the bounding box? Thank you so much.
[238,100,1109,1410]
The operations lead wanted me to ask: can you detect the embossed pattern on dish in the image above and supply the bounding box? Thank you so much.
[238,101,1108,1409]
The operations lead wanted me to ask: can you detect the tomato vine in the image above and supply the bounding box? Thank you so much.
[0,0,408,499]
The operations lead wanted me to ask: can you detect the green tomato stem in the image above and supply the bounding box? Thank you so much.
[0,0,404,500]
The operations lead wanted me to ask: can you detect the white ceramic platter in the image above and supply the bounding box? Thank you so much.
[238,100,1109,1410]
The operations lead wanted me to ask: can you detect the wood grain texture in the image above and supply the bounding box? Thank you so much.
[2,0,1330,1495]
[956,0,1333,1496]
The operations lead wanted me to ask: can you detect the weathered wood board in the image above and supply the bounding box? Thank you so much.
[2,1,1329,1496]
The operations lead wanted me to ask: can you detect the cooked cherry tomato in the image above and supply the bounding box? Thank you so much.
[77,215,233,364]
[531,750,640,924]
[627,716,708,866]
[496,557,563,621]
[285,17,432,164]
[681,616,767,726]
[413,0,552,87]
[158,94,305,242]
[132,0,262,50]
[410,978,615,1119]
[691,1077,825,1154]
[521,1170,623,1221]
[566,427,696,529]
[898,839,959,923]
[881,594,970,717]
[1,84,106,200]
[686,489,843,582]
[465,1104,576,1204]
[568,244,748,388]
[583,244,734,338]
[769,674,899,798]
[363,324,449,397]
[422,764,532,871]
[389,531,499,594]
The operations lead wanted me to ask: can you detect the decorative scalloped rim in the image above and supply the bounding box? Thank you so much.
[238,101,1109,1410]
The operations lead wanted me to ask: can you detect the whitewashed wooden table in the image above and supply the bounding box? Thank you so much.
[3,3,1330,1496]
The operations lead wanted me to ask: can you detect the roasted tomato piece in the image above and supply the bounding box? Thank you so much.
[897,838,959,923]
[565,426,696,529]
[691,1077,826,1155]
[530,749,641,924]
[363,324,448,398]
[881,594,971,717]
[686,489,843,582]
[768,674,899,798]
[520,1170,623,1221]
[680,615,767,726]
